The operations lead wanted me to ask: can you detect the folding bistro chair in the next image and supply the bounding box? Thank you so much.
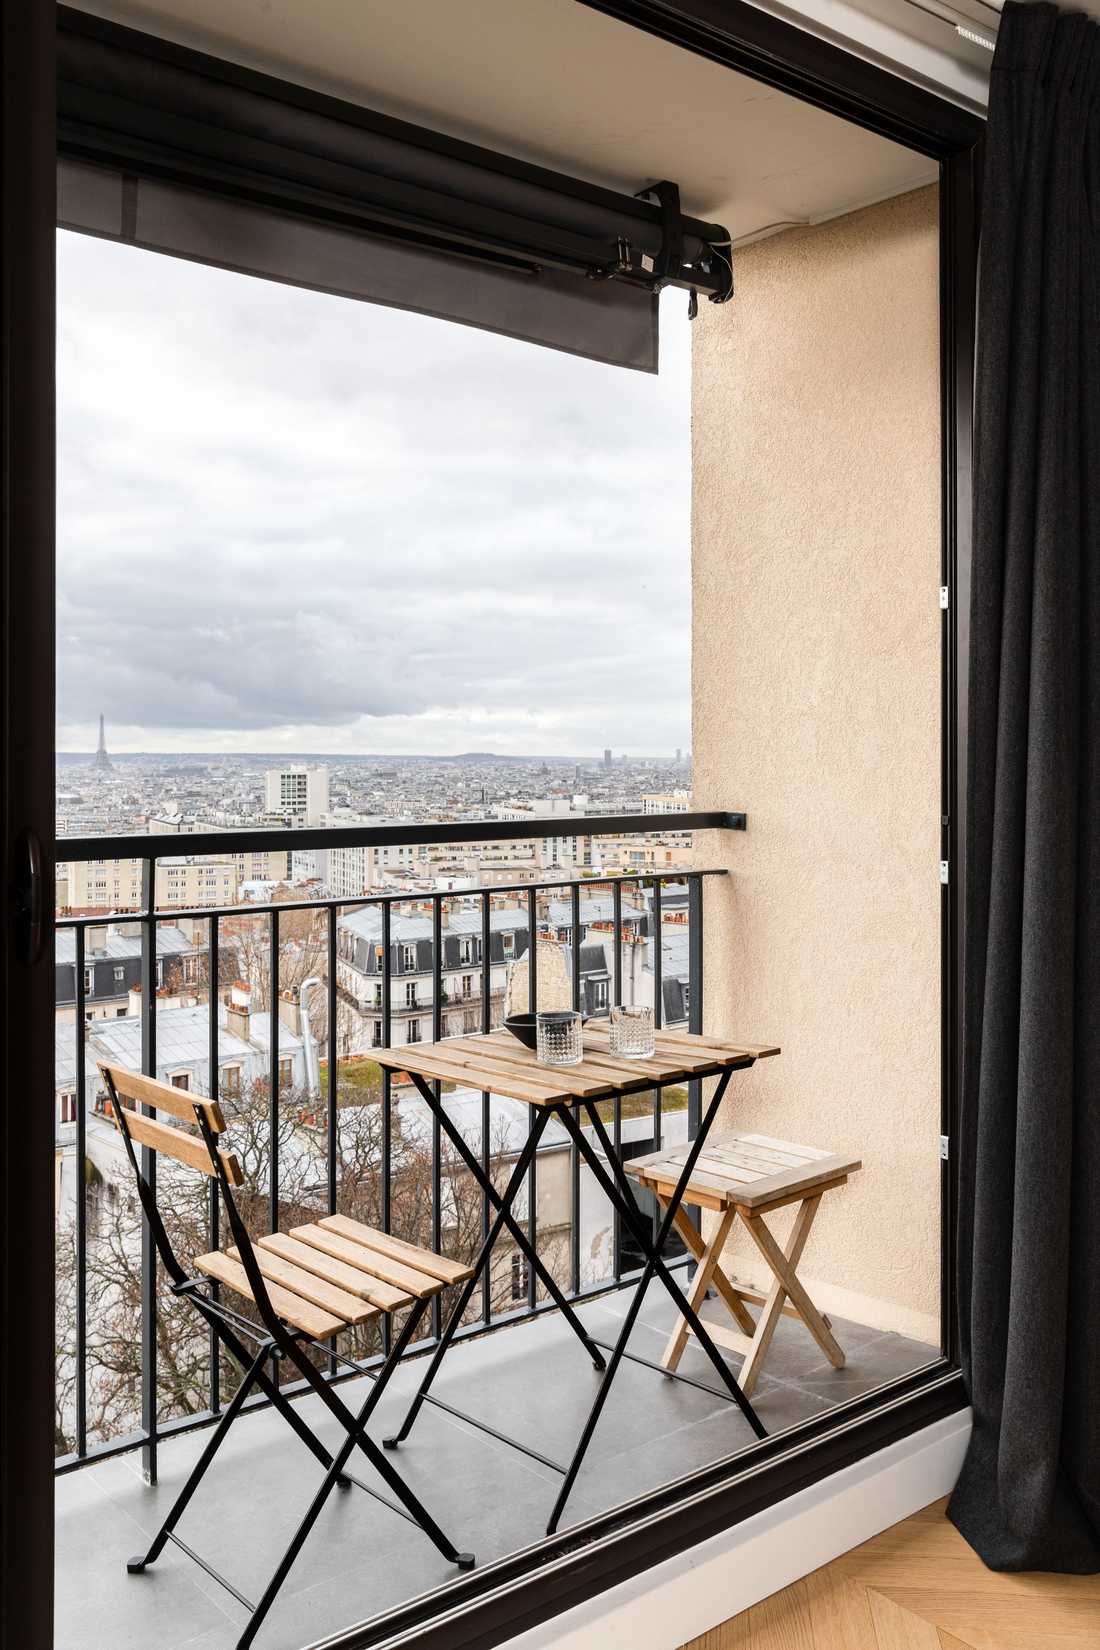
[101,1063,475,1650]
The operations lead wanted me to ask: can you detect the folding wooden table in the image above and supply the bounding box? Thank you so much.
[374,1025,780,1533]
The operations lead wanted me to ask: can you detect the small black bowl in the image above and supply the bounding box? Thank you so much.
[504,1012,538,1050]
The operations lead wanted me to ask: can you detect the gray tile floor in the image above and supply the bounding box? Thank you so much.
[55,1283,936,1650]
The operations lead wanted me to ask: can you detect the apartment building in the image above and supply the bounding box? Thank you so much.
[56,846,291,914]
[54,921,205,1024]
[335,903,529,1048]
[641,790,691,813]
[264,765,330,824]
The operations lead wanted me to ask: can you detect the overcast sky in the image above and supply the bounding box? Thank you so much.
[57,229,691,758]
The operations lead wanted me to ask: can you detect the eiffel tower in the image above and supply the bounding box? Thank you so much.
[93,713,113,772]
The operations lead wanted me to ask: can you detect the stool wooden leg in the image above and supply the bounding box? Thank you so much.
[738,1195,845,1394]
[672,1206,758,1337]
[661,1204,738,1372]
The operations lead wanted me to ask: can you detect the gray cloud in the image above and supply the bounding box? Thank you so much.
[58,230,691,755]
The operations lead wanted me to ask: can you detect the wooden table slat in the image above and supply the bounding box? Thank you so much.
[373,1029,775,1105]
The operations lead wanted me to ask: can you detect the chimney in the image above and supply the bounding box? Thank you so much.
[277,989,301,1036]
[226,980,252,1040]
[87,925,108,958]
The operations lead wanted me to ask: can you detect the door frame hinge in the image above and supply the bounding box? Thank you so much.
[940,860,949,885]
[940,1135,950,1161]
[939,586,949,609]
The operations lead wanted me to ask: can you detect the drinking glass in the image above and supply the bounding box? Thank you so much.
[536,1010,583,1066]
[609,1004,655,1059]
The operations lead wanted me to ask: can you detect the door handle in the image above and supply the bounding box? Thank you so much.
[13,827,44,965]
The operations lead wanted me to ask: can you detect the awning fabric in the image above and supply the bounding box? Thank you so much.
[57,8,733,373]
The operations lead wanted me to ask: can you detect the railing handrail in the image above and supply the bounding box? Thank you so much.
[55,809,746,863]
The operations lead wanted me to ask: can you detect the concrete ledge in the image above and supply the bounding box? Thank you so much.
[499,1408,972,1650]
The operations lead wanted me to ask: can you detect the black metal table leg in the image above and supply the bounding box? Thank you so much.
[383,1106,552,1448]
[569,1087,766,1432]
[406,1072,605,1371]
[544,1077,766,1533]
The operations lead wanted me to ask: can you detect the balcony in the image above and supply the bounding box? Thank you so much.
[52,815,941,1650]
[55,1282,933,1650]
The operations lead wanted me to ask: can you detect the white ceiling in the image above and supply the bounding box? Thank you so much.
[69,0,941,246]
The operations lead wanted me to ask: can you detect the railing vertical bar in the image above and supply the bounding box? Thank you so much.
[267,906,281,1394]
[612,880,623,1286]
[326,906,339,1214]
[207,915,220,1416]
[327,904,339,1376]
[380,901,392,1356]
[73,925,88,1458]
[652,877,663,1155]
[139,857,158,1484]
[480,892,492,1326]
[569,882,581,1298]
[526,885,540,1312]
[526,887,538,1013]
[430,897,443,1339]
[687,874,703,1137]
[687,873,704,1238]
[268,907,280,1234]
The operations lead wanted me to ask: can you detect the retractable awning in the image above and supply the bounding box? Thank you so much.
[57,7,733,372]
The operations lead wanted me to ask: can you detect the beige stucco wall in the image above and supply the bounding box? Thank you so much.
[692,185,942,1345]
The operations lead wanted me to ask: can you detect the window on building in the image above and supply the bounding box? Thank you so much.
[461,974,472,998]
[510,1253,529,1302]
[279,1057,293,1089]
[502,932,515,956]
[113,965,125,986]
[401,943,417,972]
[170,1072,191,1091]
[370,1022,383,1049]
[407,1020,421,1044]
[405,981,418,1009]
[460,937,474,964]
[59,1093,77,1125]
[592,978,609,1011]
[83,966,94,994]
[222,1065,241,1097]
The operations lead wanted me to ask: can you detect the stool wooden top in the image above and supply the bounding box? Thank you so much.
[627,1130,860,1211]
[373,1027,780,1107]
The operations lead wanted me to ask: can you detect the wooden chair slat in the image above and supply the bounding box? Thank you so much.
[194,1250,345,1339]
[99,1062,225,1133]
[256,1232,412,1312]
[319,1215,473,1286]
[115,1107,243,1186]
[288,1223,443,1299]
[230,1244,377,1326]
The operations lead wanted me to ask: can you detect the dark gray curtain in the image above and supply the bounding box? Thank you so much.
[948,0,1100,1572]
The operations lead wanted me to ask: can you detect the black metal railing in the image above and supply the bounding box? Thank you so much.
[53,812,741,1477]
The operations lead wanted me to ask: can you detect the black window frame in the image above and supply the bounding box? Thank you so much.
[0,2,979,1646]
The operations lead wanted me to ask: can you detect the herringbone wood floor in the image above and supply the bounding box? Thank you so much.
[681,1498,1100,1649]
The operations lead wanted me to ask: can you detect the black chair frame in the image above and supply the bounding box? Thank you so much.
[105,1069,474,1650]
